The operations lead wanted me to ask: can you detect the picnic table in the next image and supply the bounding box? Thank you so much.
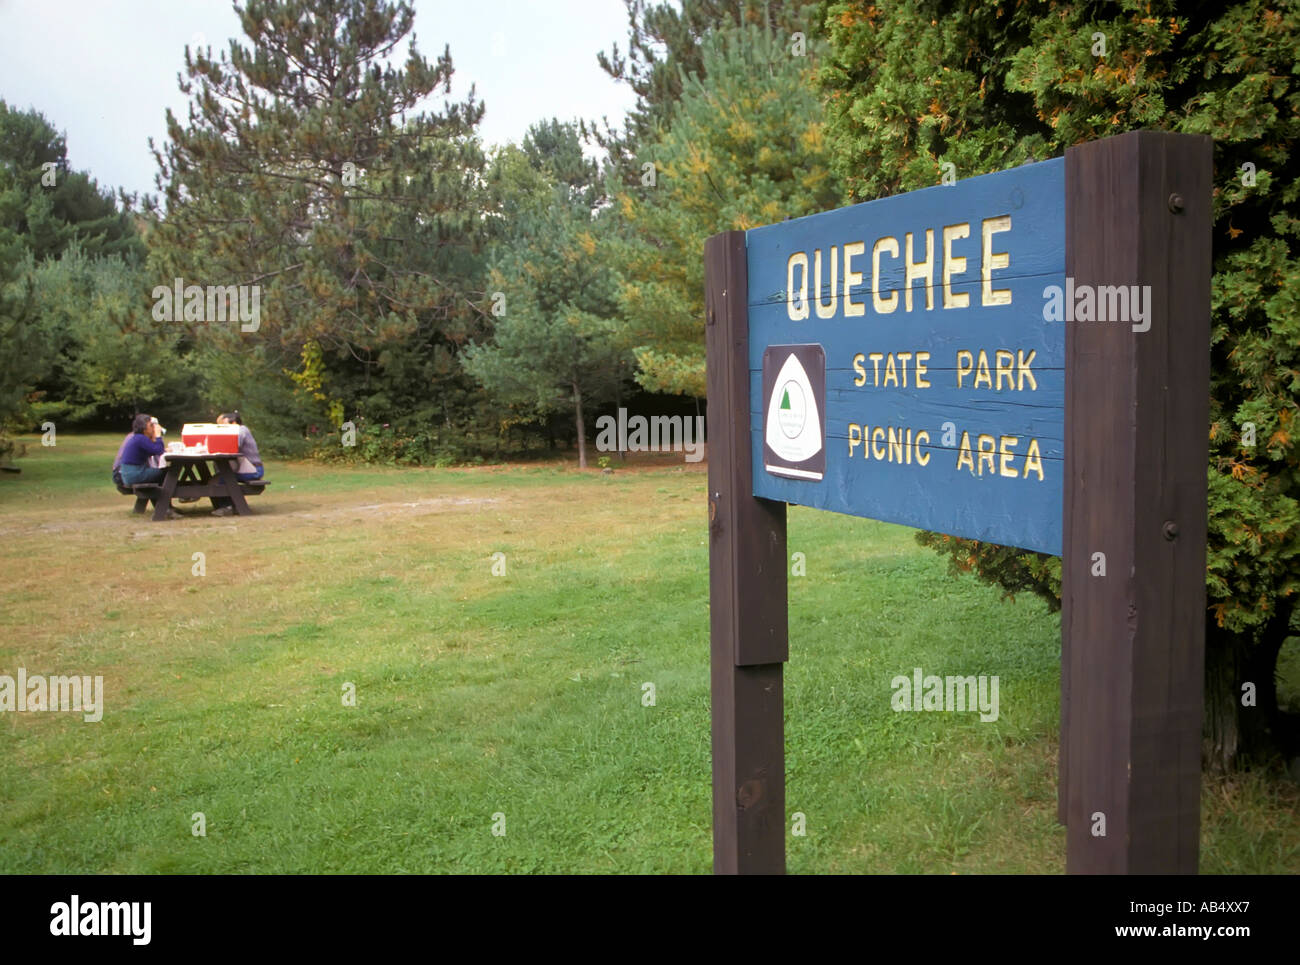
[147,451,260,521]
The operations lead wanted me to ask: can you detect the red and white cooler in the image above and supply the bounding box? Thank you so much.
[181,423,241,454]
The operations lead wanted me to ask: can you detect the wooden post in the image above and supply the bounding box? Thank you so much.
[1062,131,1213,873]
[705,229,788,874]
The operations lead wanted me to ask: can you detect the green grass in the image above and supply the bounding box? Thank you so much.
[0,433,1295,873]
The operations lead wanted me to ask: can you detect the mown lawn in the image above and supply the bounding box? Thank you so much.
[0,433,1295,873]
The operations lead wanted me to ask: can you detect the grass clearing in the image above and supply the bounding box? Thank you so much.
[0,433,1295,873]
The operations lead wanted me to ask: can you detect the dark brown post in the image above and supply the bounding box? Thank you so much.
[705,229,788,874]
[1062,131,1213,873]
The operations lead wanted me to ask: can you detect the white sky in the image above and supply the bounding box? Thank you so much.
[0,0,640,201]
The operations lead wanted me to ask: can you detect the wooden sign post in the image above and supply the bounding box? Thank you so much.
[705,130,1211,874]
[1061,132,1212,873]
[706,228,788,874]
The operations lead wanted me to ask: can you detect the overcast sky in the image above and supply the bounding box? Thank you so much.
[0,0,640,201]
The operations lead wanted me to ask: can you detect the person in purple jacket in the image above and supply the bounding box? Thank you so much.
[117,414,177,518]
[111,433,132,489]
[111,417,163,488]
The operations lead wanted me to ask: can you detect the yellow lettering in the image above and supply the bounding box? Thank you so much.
[1023,438,1044,481]
[1017,350,1037,391]
[977,434,996,476]
[872,427,885,460]
[974,351,992,389]
[981,216,1012,306]
[787,251,809,320]
[905,229,934,312]
[815,246,838,319]
[888,427,904,463]
[915,352,930,388]
[844,241,866,317]
[853,353,866,386]
[956,431,974,474]
[871,237,898,314]
[915,430,931,466]
[942,223,970,309]
[883,354,898,388]
[995,350,1014,391]
[848,423,862,457]
[956,350,973,388]
[895,352,912,388]
[999,435,1019,477]
[868,352,883,386]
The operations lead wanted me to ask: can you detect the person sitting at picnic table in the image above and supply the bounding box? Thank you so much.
[111,433,132,490]
[112,417,165,488]
[209,410,263,517]
[117,414,178,518]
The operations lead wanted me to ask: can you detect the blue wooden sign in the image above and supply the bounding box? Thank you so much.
[747,159,1065,555]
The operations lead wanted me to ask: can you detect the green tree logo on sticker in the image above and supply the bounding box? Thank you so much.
[778,382,806,439]
[764,347,824,478]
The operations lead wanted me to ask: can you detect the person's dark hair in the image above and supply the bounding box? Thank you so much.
[219,410,243,425]
[131,413,151,434]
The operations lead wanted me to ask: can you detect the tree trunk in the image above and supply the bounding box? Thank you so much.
[573,381,587,469]
[1203,617,1243,773]
[1202,600,1295,772]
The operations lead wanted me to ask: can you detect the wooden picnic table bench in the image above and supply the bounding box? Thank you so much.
[117,479,270,515]
[117,453,269,520]
[116,480,161,515]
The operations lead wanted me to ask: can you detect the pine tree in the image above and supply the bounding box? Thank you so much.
[820,0,1300,769]
[595,0,820,185]
[0,103,146,458]
[611,22,842,398]
[148,0,489,449]
[0,100,143,263]
[24,245,196,426]
[463,123,629,469]
[0,243,40,465]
